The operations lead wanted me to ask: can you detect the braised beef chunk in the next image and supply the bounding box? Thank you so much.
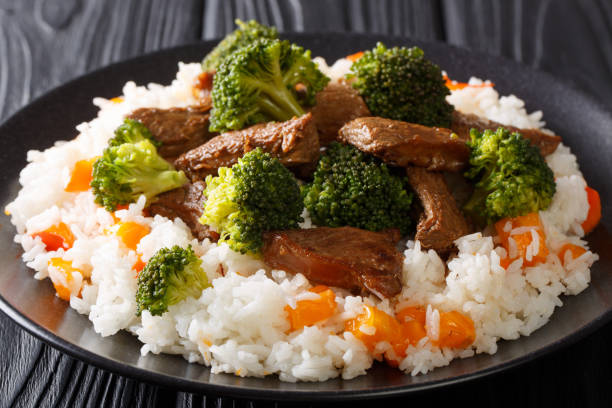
[451,110,561,156]
[406,166,470,253]
[148,181,218,242]
[262,227,403,298]
[338,117,470,172]
[175,113,320,181]
[310,82,371,146]
[128,106,216,161]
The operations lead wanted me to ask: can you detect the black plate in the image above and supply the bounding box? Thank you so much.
[1,33,612,401]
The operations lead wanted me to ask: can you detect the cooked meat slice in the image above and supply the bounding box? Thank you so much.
[148,181,218,242]
[175,113,320,181]
[338,117,470,172]
[128,106,215,161]
[263,227,403,298]
[406,166,471,253]
[309,82,371,146]
[451,110,561,156]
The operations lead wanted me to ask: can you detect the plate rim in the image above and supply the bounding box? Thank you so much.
[1,32,612,400]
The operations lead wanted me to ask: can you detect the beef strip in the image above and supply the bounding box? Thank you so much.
[263,227,403,298]
[148,181,218,242]
[174,113,320,181]
[451,110,561,156]
[406,166,471,253]
[338,117,470,172]
[309,82,371,146]
[128,106,216,161]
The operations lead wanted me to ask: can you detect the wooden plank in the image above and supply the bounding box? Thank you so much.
[441,0,612,107]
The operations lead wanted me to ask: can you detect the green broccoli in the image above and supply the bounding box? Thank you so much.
[202,19,278,72]
[302,142,413,234]
[201,148,303,254]
[91,139,188,211]
[136,245,209,316]
[109,119,161,148]
[347,42,453,127]
[208,38,330,133]
[463,127,556,225]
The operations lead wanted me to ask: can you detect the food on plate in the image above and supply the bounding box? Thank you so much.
[309,82,371,146]
[302,142,413,234]
[405,166,470,253]
[201,148,303,255]
[338,116,470,172]
[175,112,319,181]
[148,181,217,241]
[6,19,601,382]
[136,244,210,316]
[451,110,561,156]
[127,106,216,161]
[208,38,329,132]
[91,120,189,211]
[201,19,278,72]
[263,227,403,298]
[347,42,454,127]
[463,127,556,225]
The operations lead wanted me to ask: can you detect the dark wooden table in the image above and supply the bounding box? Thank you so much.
[1,1,611,407]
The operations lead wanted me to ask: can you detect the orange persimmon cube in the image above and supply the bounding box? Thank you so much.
[433,311,475,349]
[32,222,75,251]
[116,222,150,250]
[285,285,337,331]
[65,158,98,193]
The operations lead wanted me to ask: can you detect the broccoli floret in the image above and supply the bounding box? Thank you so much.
[136,245,209,316]
[109,119,161,148]
[302,142,413,234]
[463,127,556,225]
[202,19,278,72]
[209,38,330,133]
[347,42,453,127]
[201,148,303,254]
[91,139,188,211]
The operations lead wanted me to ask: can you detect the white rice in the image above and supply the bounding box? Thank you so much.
[5,57,599,381]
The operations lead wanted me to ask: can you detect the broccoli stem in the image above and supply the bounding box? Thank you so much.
[257,81,305,120]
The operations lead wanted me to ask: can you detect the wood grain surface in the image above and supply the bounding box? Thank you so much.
[0,1,611,407]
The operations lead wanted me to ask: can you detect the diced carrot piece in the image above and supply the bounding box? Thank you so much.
[132,256,147,276]
[346,51,364,62]
[443,74,495,91]
[433,311,475,349]
[396,306,426,326]
[399,319,427,347]
[494,213,549,267]
[32,222,75,251]
[582,187,601,234]
[48,258,83,301]
[345,305,402,353]
[65,157,98,193]
[499,257,513,269]
[110,97,124,103]
[116,222,150,250]
[558,243,587,266]
[285,285,337,331]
